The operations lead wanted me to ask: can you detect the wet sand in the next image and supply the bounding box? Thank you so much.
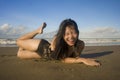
[0,46,120,80]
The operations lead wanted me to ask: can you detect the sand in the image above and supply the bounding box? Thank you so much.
[0,46,120,80]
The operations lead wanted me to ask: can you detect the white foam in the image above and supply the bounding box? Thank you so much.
[0,39,16,45]
[0,38,120,47]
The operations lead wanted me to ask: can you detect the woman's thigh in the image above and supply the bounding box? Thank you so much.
[17,39,41,51]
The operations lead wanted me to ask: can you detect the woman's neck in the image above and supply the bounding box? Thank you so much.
[68,46,74,51]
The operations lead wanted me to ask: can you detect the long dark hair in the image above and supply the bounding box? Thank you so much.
[51,19,79,60]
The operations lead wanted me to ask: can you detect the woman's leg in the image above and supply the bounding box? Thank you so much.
[16,23,46,59]
[17,23,46,40]
[17,48,41,59]
[17,22,46,51]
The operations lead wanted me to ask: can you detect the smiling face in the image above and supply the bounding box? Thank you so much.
[63,26,78,46]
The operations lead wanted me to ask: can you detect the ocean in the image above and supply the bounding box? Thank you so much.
[0,38,120,47]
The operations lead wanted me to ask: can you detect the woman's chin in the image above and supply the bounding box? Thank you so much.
[67,42,75,46]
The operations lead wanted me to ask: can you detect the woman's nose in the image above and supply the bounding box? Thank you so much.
[69,34,74,39]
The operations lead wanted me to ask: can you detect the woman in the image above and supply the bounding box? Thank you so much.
[16,19,100,66]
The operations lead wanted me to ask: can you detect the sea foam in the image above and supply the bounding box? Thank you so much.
[0,38,120,47]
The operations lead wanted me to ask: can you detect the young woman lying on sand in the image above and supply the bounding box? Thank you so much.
[16,19,100,66]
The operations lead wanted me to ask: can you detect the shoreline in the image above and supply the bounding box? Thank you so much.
[0,38,120,47]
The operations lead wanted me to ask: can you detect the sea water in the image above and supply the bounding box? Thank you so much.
[0,38,16,47]
[0,38,120,47]
[81,38,120,46]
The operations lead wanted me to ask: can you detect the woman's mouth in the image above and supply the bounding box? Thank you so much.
[67,39,75,45]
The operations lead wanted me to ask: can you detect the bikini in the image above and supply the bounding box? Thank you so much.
[37,39,52,59]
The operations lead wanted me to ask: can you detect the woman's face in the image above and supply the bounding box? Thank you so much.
[63,26,78,46]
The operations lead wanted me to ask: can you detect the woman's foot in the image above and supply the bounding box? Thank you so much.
[37,22,47,34]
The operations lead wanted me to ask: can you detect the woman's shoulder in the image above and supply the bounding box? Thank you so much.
[77,39,84,43]
[76,39,85,46]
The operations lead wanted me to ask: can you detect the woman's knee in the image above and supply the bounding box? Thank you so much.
[16,39,22,46]
[17,48,25,59]
[17,51,23,59]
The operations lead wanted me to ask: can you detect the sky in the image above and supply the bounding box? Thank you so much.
[0,0,120,38]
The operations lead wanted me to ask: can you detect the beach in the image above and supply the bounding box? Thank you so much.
[0,46,120,80]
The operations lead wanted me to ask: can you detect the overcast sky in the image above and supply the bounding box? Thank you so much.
[0,0,120,38]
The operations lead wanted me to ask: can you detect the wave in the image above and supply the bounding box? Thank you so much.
[81,38,120,43]
[0,39,16,44]
[0,38,120,47]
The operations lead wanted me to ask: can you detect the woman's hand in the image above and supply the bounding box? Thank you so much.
[82,58,101,66]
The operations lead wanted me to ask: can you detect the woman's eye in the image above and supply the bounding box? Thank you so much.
[72,31,77,34]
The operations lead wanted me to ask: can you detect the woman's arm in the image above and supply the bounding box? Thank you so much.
[62,57,100,66]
